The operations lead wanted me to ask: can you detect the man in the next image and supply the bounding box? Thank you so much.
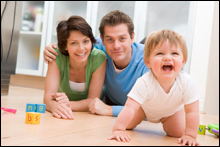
[43,10,149,117]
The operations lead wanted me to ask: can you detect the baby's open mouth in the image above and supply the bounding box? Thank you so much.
[162,65,173,71]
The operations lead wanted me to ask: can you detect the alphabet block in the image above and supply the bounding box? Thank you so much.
[26,103,37,112]
[198,124,206,135]
[25,112,41,124]
[36,104,46,113]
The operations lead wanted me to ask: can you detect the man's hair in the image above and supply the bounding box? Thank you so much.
[99,10,134,38]
[144,29,188,63]
[56,15,96,56]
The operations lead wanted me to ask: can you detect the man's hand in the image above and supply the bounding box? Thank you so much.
[43,43,58,64]
[51,102,74,120]
[88,98,113,116]
[177,134,200,146]
[108,130,131,142]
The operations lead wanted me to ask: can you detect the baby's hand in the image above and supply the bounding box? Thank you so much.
[108,130,131,142]
[177,134,200,146]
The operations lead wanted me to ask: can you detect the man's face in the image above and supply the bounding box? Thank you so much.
[101,23,134,69]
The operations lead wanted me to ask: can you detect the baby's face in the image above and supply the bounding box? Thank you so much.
[145,40,185,82]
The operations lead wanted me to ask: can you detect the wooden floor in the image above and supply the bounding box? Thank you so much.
[1,86,219,146]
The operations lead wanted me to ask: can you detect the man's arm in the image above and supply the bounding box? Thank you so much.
[88,98,113,116]
[112,106,124,117]
[43,43,58,63]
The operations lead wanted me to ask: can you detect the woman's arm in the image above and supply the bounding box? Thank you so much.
[69,60,107,111]
[43,60,73,119]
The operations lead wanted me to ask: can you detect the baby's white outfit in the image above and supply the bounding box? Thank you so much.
[127,70,199,123]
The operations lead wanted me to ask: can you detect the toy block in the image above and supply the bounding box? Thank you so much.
[198,124,206,135]
[25,112,41,124]
[26,103,37,112]
[36,104,46,113]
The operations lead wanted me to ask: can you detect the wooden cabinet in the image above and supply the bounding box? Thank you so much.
[16,1,49,76]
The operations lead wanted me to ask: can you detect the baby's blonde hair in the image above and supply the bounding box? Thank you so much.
[144,29,187,63]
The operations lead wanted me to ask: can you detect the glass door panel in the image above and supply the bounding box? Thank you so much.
[16,1,46,76]
[50,1,88,44]
[143,1,191,41]
[94,1,136,37]
[139,1,195,73]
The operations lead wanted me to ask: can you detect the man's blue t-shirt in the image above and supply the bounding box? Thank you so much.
[94,37,149,106]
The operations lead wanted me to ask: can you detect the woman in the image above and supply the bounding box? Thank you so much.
[43,15,107,119]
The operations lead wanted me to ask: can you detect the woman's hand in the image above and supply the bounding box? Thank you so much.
[51,102,74,120]
[51,93,73,119]
[52,93,70,107]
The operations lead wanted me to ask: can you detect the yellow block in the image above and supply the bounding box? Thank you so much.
[198,124,206,135]
[25,112,41,124]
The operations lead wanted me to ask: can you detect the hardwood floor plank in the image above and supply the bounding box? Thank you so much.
[1,86,219,146]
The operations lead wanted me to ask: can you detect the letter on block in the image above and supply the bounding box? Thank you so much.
[36,104,46,113]
[25,112,41,124]
[198,124,206,135]
[26,103,37,112]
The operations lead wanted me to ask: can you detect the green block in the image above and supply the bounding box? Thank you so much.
[198,124,206,135]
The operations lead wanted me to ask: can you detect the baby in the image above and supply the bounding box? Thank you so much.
[108,29,200,146]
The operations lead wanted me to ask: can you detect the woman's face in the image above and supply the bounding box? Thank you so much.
[66,30,92,63]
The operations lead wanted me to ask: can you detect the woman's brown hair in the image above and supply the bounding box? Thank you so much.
[57,15,96,56]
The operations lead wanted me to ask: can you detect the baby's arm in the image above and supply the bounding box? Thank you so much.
[108,97,141,142]
[178,100,200,146]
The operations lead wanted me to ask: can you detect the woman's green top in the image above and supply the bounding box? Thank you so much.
[55,48,107,101]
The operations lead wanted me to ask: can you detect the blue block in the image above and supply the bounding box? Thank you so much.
[26,103,37,112]
[36,104,46,113]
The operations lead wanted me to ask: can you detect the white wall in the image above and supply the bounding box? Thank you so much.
[190,1,218,115]
[203,1,219,116]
